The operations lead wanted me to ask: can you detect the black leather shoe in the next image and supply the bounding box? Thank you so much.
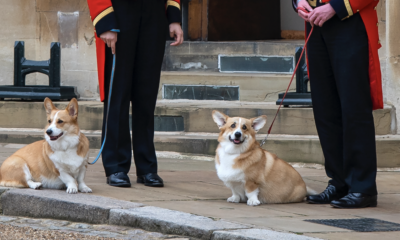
[107,172,131,187]
[307,184,347,204]
[330,193,377,209]
[137,173,164,187]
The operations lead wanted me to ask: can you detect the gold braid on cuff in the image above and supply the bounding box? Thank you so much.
[93,7,114,27]
[167,0,181,10]
[343,0,354,19]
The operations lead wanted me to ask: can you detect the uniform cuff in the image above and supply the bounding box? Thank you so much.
[94,11,119,37]
[166,6,182,24]
[330,0,354,20]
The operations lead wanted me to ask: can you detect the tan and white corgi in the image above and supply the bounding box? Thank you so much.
[212,110,315,206]
[0,98,92,194]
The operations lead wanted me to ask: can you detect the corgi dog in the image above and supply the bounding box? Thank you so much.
[0,98,92,194]
[212,110,315,206]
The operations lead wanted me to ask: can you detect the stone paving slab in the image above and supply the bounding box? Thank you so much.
[109,206,249,240]
[212,229,319,240]
[1,189,143,224]
[1,145,400,239]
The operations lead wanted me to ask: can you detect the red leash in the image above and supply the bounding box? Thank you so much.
[260,8,314,147]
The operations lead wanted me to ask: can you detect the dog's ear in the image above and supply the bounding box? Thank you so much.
[66,98,79,118]
[212,110,229,129]
[251,115,267,132]
[44,97,56,115]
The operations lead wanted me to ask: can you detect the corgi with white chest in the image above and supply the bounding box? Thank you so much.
[212,110,315,206]
[0,98,92,194]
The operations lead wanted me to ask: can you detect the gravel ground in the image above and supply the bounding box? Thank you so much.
[0,216,191,240]
[0,224,121,240]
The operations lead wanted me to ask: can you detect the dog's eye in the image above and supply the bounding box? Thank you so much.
[48,120,51,123]
[231,123,236,128]
[57,120,63,124]
[242,125,247,130]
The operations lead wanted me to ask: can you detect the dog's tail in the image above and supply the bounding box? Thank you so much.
[306,186,318,197]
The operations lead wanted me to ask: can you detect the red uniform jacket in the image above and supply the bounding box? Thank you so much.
[293,0,383,110]
[87,0,181,102]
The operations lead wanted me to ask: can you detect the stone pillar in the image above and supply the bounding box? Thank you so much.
[385,0,400,134]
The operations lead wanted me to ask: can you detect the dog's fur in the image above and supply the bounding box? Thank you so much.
[0,98,91,194]
[212,110,315,205]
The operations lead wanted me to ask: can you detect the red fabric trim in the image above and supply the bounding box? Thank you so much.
[95,36,106,102]
[87,0,113,21]
[359,2,383,109]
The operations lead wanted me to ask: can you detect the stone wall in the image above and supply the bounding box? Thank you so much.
[0,0,98,99]
[0,0,399,133]
[378,0,400,134]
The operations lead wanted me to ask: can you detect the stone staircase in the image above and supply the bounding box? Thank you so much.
[0,40,398,167]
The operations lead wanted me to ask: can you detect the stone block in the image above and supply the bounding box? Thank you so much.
[109,206,249,240]
[188,42,256,55]
[0,0,37,39]
[159,72,294,102]
[1,189,143,224]
[0,187,11,214]
[256,41,303,56]
[212,229,319,240]
[36,0,82,12]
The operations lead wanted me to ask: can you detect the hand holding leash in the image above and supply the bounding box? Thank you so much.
[297,0,313,22]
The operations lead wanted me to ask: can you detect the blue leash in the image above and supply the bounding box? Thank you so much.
[89,53,116,165]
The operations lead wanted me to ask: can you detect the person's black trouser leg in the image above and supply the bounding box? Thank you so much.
[307,14,377,195]
[102,0,167,177]
[130,0,167,176]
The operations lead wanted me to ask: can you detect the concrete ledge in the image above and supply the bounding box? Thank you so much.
[0,188,318,240]
[1,189,143,224]
[0,187,11,214]
[0,130,400,167]
[110,206,248,240]
[0,100,394,135]
[212,229,318,240]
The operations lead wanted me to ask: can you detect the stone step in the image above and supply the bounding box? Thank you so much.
[0,100,393,135]
[162,40,304,72]
[0,129,399,168]
[159,72,295,102]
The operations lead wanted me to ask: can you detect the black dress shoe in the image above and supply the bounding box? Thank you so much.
[330,193,377,209]
[107,172,131,187]
[137,173,164,187]
[307,184,347,204]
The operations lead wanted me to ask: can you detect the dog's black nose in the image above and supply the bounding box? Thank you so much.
[46,129,53,135]
[235,132,242,138]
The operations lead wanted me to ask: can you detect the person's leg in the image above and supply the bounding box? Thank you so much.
[130,0,168,177]
[323,14,377,196]
[102,0,141,177]
[307,23,348,192]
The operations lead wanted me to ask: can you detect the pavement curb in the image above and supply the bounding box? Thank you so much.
[0,188,318,240]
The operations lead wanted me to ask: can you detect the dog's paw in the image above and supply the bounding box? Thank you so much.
[227,195,241,203]
[247,198,261,206]
[66,186,78,194]
[79,186,92,193]
[29,182,42,190]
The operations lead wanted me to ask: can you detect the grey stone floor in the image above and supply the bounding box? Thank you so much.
[1,144,400,239]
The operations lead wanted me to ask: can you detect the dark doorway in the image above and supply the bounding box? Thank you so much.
[208,0,281,41]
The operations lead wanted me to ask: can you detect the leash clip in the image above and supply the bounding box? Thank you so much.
[260,135,269,147]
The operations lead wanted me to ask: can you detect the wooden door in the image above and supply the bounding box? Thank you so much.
[208,0,281,41]
[187,0,209,41]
